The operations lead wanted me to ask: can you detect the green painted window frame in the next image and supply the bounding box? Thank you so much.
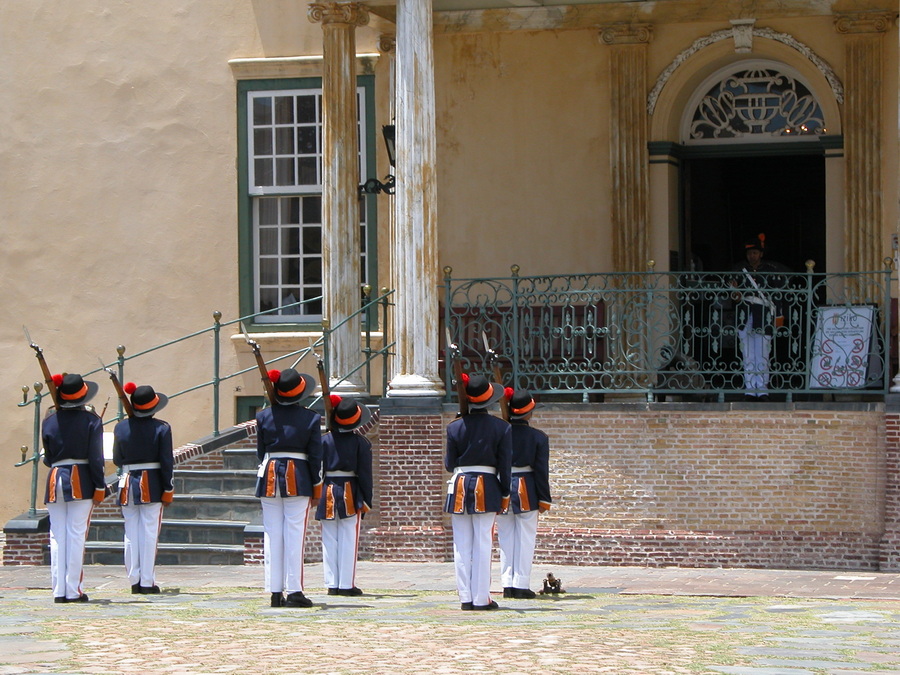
[236,75,377,329]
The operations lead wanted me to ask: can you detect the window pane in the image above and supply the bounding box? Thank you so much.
[297,157,317,185]
[254,158,273,186]
[259,288,278,312]
[259,227,278,255]
[304,257,321,282]
[258,198,278,225]
[296,95,316,124]
[281,289,303,312]
[282,258,301,285]
[259,258,278,285]
[282,227,300,254]
[303,226,322,254]
[254,128,272,156]
[275,127,294,155]
[305,288,322,315]
[281,197,300,224]
[359,225,366,253]
[275,157,295,186]
[274,96,294,124]
[297,127,317,154]
[253,97,272,126]
[302,196,321,224]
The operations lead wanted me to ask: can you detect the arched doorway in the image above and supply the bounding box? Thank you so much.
[678,61,830,275]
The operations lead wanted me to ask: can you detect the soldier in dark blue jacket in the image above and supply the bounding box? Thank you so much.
[255,368,323,608]
[112,382,174,595]
[41,373,105,603]
[444,374,512,610]
[495,390,552,599]
[315,396,373,596]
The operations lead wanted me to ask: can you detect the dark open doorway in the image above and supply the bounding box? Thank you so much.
[683,153,826,275]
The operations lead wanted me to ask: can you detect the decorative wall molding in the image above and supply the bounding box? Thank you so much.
[648,26,844,116]
[834,11,896,35]
[308,1,370,27]
[599,23,653,46]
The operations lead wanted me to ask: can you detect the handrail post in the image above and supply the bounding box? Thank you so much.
[511,264,521,390]
[116,345,127,421]
[381,287,390,395]
[322,317,331,393]
[362,286,372,393]
[213,310,222,437]
[443,266,453,400]
[29,383,42,515]
[801,259,816,402]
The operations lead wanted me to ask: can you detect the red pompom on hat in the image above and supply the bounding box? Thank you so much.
[504,386,514,400]
[268,369,281,383]
[329,394,342,408]
[124,382,137,395]
[52,373,64,387]
[461,373,469,385]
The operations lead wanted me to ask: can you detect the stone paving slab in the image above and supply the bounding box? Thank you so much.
[1,564,899,674]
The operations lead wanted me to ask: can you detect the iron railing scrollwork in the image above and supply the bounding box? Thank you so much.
[442,264,894,403]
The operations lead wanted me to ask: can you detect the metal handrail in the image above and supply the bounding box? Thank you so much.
[15,289,395,514]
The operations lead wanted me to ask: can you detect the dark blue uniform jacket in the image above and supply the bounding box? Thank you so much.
[255,404,323,499]
[315,430,373,520]
[509,420,552,513]
[41,407,105,503]
[112,417,175,505]
[444,410,512,515]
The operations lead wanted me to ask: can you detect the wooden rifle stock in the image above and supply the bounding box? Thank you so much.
[481,331,509,422]
[241,323,277,404]
[102,366,135,419]
[316,358,333,430]
[445,329,468,417]
[26,331,60,408]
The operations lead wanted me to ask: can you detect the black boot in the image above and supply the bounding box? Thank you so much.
[270,592,285,607]
[131,583,142,595]
[503,587,514,598]
[285,591,313,608]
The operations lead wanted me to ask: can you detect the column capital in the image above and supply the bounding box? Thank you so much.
[834,12,895,35]
[598,23,653,46]
[379,33,396,54]
[308,2,370,28]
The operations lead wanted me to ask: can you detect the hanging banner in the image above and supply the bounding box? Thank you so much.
[808,305,878,389]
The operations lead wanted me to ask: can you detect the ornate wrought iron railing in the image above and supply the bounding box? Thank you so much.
[442,263,894,402]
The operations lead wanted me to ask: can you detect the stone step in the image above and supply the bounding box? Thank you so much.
[160,494,261,521]
[88,518,247,546]
[223,448,259,471]
[174,470,257,495]
[84,540,245,566]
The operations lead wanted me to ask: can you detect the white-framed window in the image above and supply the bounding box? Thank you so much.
[240,82,372,323]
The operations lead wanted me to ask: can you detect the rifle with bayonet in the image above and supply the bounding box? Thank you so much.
[315,356,334,431]
[481,330,509,422]
[24,326,60,408]
[98,358,134,419]
[241,322,277,405]
[446,328,469,417]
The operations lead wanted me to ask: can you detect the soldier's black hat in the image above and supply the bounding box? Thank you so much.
[331,396,372,432]
[126,383,168,418]
[508,389,540,420]
[744,233,765,251]
[55,373,99,409]
[465,374,504,410]
[271,368,316,405]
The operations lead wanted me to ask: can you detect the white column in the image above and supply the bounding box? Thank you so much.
[387,0,444,397]
[309,2,369,394]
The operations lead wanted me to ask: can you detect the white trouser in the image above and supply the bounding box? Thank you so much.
[738,314,772,395]
[46,474,94,600]
[260,495,310,594]
[122,502,164,587]
[496,509,539,589]
[320,514,361,590]
[451,512,495,605]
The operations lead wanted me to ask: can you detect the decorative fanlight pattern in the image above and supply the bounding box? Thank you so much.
[689,68,826,140]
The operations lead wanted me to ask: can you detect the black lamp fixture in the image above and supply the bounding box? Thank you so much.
[359,124,395,195]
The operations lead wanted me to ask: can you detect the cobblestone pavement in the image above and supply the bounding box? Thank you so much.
[1,563,900,675]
